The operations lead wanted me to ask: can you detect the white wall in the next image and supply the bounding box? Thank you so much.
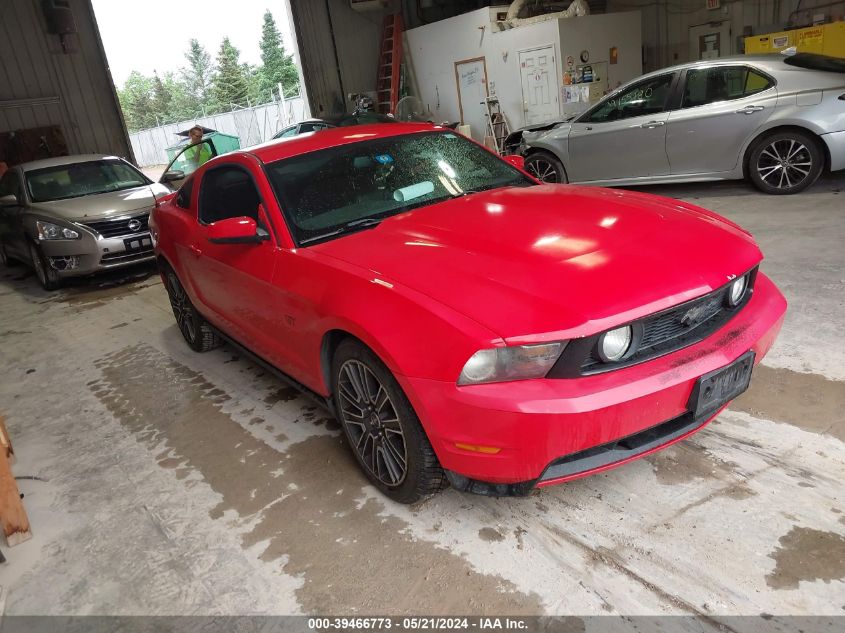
[406,9,643,139]
[558,11,642,96]
[407,9,560,139]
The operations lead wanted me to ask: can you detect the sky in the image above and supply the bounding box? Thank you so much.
[91,0,298,87]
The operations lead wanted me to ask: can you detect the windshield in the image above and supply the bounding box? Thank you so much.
[25,159,150,202]
[265,131,534,245]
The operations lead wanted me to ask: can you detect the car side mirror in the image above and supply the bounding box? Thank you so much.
[207,216,269,245]
[161,170,185,184]
[503,155,525,170]
[0,194,18,208]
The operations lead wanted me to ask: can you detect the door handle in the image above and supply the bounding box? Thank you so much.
[189,244,202,257]
[736,105,765,114]
[640,120,665,129]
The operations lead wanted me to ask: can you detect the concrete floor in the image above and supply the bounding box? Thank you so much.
[0,174,843,617]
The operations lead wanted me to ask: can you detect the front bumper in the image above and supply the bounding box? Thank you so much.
[401,272,787,493]
[38,228,154,277]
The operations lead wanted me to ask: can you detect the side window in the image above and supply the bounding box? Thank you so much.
[276,126,297,139]
[744,69,774,96]
[0,171,21,200]
[175,176,194,209]
[169,140,215,177]
[584,74,675,123]
[682,66,773,109]
[198,166,263,226]
[298,122,323,133]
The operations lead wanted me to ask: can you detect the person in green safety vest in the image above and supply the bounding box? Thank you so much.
[184,125,212,171]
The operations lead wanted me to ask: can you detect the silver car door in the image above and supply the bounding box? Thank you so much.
[567,72,677,182]
[666,65,777,175]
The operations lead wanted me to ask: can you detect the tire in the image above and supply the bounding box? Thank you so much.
[29,243,61,290]
[748,130,823,195]
[163,267,222,352]
[525,150,568,184]
[332,339,446,504]
[0,240,17,267]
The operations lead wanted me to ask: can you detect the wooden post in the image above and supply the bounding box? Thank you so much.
[0,416,32,547]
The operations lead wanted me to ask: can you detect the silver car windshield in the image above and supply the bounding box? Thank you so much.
[26,160,150,203]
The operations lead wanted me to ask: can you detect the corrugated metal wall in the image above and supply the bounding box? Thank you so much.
[287,0,386,116]
[0,0,132,161]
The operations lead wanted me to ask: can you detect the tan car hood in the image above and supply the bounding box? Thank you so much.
[28,184,170,222]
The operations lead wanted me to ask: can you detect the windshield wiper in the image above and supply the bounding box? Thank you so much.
[300,216,384,245]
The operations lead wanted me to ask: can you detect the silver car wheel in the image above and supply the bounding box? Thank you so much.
[756,139,813,190]
[526,158,559,183]
[338,359,408,487]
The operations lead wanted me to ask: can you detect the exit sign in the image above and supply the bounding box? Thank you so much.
[707,0,721,9]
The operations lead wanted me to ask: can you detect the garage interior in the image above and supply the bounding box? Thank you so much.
[1,0,844,624]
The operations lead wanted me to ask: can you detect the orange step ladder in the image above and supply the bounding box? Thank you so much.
[376,13,403,115]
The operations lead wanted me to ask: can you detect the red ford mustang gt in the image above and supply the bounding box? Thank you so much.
[150,123,787,503]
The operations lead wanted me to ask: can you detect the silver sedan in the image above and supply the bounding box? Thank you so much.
[0,155,169,290]
[518,53,845,194]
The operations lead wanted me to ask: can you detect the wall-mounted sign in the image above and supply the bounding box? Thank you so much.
[706,0,720,9]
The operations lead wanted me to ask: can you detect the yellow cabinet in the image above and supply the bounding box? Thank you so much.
[745,22,845,58]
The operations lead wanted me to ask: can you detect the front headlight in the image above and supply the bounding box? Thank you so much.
[726,275,748,307]
[598,325,633,362]
[458,342,566,385]
[36,220,79,240]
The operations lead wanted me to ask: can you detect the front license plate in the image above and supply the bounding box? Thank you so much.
[688,350,755,420]
[124,234,152,252]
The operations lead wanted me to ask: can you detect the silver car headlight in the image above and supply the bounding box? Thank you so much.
[458,342,566,385]
[36,220,80,240]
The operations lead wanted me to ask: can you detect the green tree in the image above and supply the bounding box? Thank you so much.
[181,38,215,112]
[118,71,156,132]
[258,10,299,98]
[212,37,251,108]
[152,72,173,121]
[161,72,195,122]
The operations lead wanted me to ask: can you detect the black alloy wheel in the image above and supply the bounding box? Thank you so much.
[332,339,445,503]
[164,268,221,352]
[525,150,567,184]
[749,131,823,195]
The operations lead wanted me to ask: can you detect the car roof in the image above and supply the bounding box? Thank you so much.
[246,122,439,164]
[19,154,126,172]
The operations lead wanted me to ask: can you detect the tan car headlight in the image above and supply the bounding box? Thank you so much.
[36,220,80,240]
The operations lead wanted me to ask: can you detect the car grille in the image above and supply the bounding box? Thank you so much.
[100,249,154,265]
[547,268,758,378]
[82,213,149,238]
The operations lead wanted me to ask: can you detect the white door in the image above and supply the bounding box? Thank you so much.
[454,57,488,141]
[519,46,560,125]
[689,22,731,60]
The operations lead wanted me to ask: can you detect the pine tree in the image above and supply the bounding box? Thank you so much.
[258,10,299,98]
[212,37,250,108]
[152,72,173,122]
[181,38,215,112]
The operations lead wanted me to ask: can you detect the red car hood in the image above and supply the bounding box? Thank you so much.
[312,185,762,341]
